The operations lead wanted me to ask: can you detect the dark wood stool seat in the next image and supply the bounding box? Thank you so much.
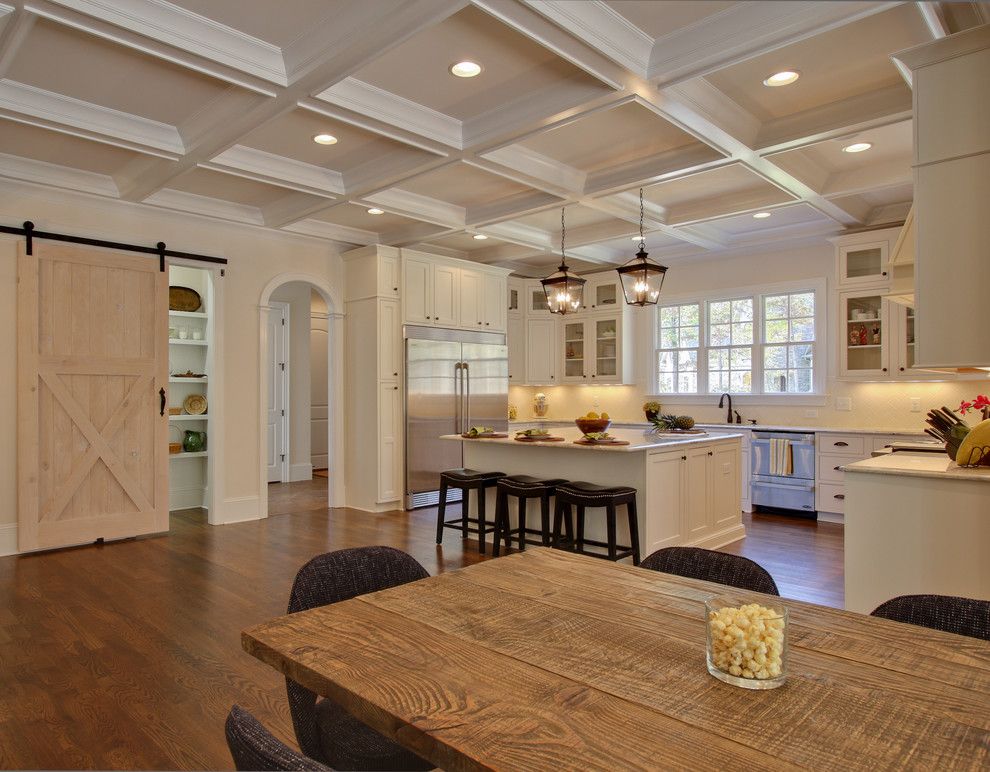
[493,475,569,557]
[552,481,640,564]
[436,468,506,554]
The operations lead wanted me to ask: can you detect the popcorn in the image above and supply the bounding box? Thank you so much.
[708,603,785,680]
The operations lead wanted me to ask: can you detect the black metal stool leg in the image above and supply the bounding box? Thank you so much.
[477,485,487,554]
[436,480,448,544]
[627,498,641,565]
[606,503,618,561]
[517,496,527,551]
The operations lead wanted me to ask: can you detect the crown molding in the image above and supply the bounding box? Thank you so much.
[584,144,727,197]
[143,187,265,225]
[477,145,585,195]
[467,189,564,227]
[520,0,653,78]
[208,145,344,196]
[41,0,287,84]
[0,150,119,196]
[821,159,913,198]
[283,218,376,246]
[316,77,463,149]
[0,78,183,155]
[476,220,552,251]
[376,220,453,247]
[0,7,34,78]
[365,187,465,228]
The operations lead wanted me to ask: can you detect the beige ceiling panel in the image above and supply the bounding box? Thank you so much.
[397,163,532,209]
[0,119,145,174]
[167,0,336,47]
[167,168,312,208]
[645,164,790,210]
[705,5,931,122]
[8,19,235,125]
[517,102,707,172]
[424,232,505,252]
[310,203,422,231]
[351,6,607,121]
[695,202,834,237]
[240,108,432,170]
[512,204,626,232]
[829,181,914,211]
[770,120,913,182]
[604,1,737,39]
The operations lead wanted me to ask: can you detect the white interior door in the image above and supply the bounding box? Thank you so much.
[267,302,288,482]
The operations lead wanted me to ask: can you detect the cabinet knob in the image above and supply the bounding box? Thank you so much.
[485,322,489,326]
[393,372,398,376]
[882,367,888,372]
[591,374,595,378]
[393,386,398,390]
[550,375,554,379]
[899,367,904,372]
[583,374,587,378]
[478,322,482,325]
[881,271,887,277]
[393,287,398,291]
[834,494,845,500]
[681,456,687,461]
[707,451,713,456]
[835,441,848,447]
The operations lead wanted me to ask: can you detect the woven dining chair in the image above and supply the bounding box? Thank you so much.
[870,594,990,641]
[640,547,780,595]
[225,705,332,771]
[286,547,434,771]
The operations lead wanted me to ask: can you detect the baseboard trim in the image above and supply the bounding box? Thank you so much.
[289,463,313,482]
[0,523,18,557]
[216,496,263,525]
[817,512,845,525]
[691,523,748,551]
[169,486,206,512]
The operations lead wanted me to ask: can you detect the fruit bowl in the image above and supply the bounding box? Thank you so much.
[575,417,612,434]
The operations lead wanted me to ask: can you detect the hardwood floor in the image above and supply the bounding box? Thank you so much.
[0,489,842,770]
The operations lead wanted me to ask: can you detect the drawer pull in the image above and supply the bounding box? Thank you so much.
[834,441,849,447]
[834,494,845,500]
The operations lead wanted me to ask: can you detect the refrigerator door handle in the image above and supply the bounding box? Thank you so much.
[454,362,463,434]
[463,361,471,430]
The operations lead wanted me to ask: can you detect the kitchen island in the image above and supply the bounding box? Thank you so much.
[843,452,990,613]
[443,427,745,556]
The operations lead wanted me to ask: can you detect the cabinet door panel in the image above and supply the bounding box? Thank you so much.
[685,448,711,539]
[403,257,432,325]
[377,382,401,502]
[507,316,525,383]
[646,452,684,550]
[483,274,505,331]
[459,270,482,329]
[378,299,400,380]
[526,319,556,384]
[379,254,400,298]
[433,265,460,327]
[712,444,740,529]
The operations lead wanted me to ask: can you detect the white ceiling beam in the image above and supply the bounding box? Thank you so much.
[365,186,465,229]
[667,186,796,227]
[754,85,913,154]
[467,190,565,227]
[0,5,34,78]
[583,144,728,198]
[378,221,458,247]
[918,2,950,38]
[282,218,376,246]
[206,145,344,197]
[144,188,264,225]
[474,146,585,197]
[0,149,118,196]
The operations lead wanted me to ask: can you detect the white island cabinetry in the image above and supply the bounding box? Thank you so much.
[450,428,745,556]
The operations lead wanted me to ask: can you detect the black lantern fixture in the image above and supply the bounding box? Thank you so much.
[617,188,668,306]
[541,207,585,315]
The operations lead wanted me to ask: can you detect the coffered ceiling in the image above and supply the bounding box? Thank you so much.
[0,0,986,275]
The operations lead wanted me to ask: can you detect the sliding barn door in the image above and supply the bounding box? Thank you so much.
[17,241,169,552]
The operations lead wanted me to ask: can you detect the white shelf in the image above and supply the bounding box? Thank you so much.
[169,310,207,319]
[169,414,209,421]
[169,339,208,346]
[848,344,881,349]
[169,451,208,459]
[847,318,880,323]
[169,376,207,383]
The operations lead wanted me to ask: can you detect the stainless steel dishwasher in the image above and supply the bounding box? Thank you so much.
[751,430,816,515]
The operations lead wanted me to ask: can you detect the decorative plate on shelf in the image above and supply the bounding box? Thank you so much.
[169,286,202,312]
[183,394,208,415]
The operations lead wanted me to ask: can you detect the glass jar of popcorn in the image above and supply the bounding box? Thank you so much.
[705,596,788,690]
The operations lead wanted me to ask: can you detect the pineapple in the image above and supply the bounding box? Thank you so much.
[675,415,696,430]
[651,413,679,432]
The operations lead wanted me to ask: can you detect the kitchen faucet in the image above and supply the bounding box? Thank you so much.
[717,393,732,423]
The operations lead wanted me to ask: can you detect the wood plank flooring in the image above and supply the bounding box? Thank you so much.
[0,480,843,770]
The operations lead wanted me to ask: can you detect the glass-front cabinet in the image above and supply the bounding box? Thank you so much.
[838,240,889,286]
[839,291,887,379]
[559,313,627,383]
[581,275,621,313]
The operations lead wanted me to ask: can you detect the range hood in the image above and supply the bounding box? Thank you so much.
[884,205,914,307]
[893,26,990,373]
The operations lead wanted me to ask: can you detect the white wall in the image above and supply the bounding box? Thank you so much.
[510,240,986,429]
[310,289,329,470]
[0,179,343,547]
[270,281,314,481]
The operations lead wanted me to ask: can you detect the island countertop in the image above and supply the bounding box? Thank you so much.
[442,427,744,452]
[843,451,990,482]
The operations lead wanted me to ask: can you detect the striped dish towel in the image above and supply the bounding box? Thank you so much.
[769,438,793,476]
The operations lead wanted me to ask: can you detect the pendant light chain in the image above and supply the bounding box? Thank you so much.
[616,186,668,307]
[561,206,566,261]
[639,187,645,248]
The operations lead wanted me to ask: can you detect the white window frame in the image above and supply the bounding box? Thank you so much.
[648,278,827,406]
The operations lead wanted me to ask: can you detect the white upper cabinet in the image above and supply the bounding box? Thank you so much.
[837,241,889,287]
[507,278,523,319]
[560,311,632,384]
[526,318,557,384]
[507,316,524,383]
[400,250,509,332]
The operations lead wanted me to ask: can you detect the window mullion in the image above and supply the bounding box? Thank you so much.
[754,295,765,396]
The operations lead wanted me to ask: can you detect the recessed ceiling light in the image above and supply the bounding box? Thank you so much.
[753,212,772,219]
[472,234,488,240]
[312,133,338,145]
[762,70,800,87]
[842,142,873,153]
[630,236,646,242]
[367,208,384,215]
[450,61,482,78]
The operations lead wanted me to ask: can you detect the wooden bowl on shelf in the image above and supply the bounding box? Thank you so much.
[168,442,182,454]
[575,417,612,435]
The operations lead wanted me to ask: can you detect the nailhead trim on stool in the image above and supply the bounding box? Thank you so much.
[552,481,640,564]
[436,468,506,554]
[493,475,569,557]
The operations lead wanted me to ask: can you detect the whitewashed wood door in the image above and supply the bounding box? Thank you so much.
[17,241,168,551]
[266,302,288,483]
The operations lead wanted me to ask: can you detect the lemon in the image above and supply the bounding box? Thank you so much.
[586,411,599,419]
[601,412,610,419]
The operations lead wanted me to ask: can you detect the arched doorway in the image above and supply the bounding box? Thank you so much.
[258,275,344,518]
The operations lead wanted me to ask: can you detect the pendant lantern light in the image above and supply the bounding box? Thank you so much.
[617,188,667,306]
[541,207,585,315]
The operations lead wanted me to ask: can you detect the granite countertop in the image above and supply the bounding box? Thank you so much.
[442,427,744,453]
[842,452,990,482]
[509,419,926,436]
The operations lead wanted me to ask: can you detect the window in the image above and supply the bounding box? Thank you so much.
[763,292,815,394]
[654,282,822,397]
[657,303,699,393]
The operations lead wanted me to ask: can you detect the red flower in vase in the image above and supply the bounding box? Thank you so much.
[958,395,990,415]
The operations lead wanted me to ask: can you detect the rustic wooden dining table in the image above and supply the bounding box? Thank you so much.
[242,548,990,771]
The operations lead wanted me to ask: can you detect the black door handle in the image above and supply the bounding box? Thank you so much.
[159,387,166,416]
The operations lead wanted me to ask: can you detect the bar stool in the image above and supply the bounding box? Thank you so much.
[436,468,506,554]
[552,481,641,565]
[492,475,569,557]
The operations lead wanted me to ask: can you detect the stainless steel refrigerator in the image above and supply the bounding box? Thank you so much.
[405,326,508,509]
